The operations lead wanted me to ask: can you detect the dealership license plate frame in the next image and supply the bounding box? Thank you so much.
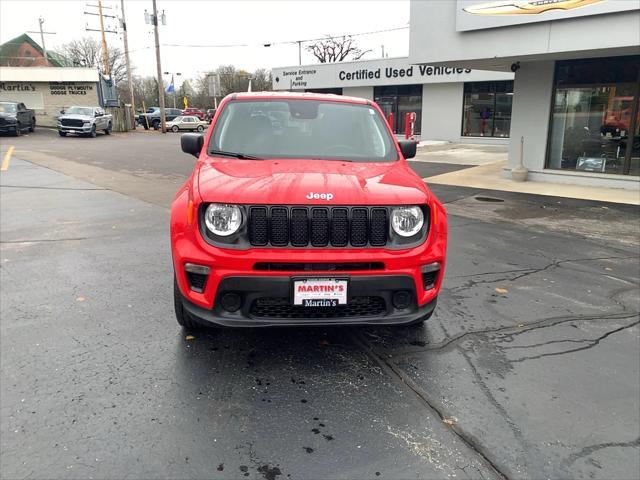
[292,277,349,307]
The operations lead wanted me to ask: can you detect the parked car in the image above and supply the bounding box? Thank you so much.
[171,92,448,329]
[205,108,217,122]
[166,115,209,132]
[138,107,183,130]
[57,106,112,137]
[182,108,206,120]
[0,101,35,136]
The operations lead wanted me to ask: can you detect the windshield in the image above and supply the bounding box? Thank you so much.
[0,103,17,114]
[146,107,157,113]
[209,99,398,162]
[66,107,93,116]
[173,116,184,122]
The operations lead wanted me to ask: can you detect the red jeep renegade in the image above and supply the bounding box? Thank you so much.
[171,92,447,328]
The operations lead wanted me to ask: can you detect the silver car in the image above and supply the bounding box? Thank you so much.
[167,116,208,132]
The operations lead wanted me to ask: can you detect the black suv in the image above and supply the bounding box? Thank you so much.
[138,107,183,130]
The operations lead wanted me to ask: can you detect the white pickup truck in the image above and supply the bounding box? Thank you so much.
[57,106,112,137]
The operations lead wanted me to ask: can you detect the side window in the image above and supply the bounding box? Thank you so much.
[185,117,194,123]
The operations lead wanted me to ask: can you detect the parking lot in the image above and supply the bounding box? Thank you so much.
[1,128,639,479]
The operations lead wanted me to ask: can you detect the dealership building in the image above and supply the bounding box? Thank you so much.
[272,57,515,143]
[410,0,640,188]
[273,1,639,189]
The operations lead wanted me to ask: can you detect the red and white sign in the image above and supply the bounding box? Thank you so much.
[293,278,347,306]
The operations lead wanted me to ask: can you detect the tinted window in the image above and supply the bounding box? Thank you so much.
[210,99,398,162]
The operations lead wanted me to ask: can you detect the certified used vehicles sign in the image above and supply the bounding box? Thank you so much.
[293,278,347,307]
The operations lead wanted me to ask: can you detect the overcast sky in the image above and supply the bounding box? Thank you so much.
[0,0,410,86]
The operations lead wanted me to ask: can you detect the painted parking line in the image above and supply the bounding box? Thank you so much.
[1,145,14,171]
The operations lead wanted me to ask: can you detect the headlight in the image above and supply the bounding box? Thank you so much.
[391,206,424,237]
[204,203,242,236]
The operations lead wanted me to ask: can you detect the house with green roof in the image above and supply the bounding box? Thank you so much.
[0,33,69,67]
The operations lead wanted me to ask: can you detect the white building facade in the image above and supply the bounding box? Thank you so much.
[409,0,640,188]
[272,57,514,143]
[0,67,100,127]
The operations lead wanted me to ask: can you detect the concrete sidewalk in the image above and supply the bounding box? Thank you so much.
[416,144,640,205]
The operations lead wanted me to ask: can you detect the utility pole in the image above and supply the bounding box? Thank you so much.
[119,0,136,114]
[84,3,117,74]
[97,1,110,75]
[151,0,166,133]
[27,17,55,66]
[297,40,302,66]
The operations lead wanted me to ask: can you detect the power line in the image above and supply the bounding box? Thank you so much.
[152,25,409,49]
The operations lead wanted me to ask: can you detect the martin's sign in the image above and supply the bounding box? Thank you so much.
[272,57,512,90]
[0,83,36,92]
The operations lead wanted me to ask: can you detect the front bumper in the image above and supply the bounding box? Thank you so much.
[58,125,92,133]
[179,275,437,327]
[0,124,17,133]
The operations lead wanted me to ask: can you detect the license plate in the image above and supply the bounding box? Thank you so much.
[293,278,347,307]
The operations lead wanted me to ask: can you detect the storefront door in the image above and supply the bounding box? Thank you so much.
[374,85,422,135]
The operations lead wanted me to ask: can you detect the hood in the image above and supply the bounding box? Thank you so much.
[197,158,430,206]
[0,112,17,120]
[59,113,92,121]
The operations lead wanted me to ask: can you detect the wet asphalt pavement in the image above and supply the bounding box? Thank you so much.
[1,129,639,479]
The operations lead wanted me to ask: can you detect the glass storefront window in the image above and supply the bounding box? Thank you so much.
[547,56,640,175]
[462,81,513,138]
[374,85,422,134]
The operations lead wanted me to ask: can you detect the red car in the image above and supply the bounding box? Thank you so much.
[171,92,447,328]
[182,107,205,120]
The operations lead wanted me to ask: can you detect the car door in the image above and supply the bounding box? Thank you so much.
[98,108,108,129]
[183,117,195,130]
[17,103,28,124]
[94,108,103,129]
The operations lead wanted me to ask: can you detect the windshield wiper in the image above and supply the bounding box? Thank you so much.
[208,149,263,160]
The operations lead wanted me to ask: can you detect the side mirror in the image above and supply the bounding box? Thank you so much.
[60,109,65,114]
[181,133,204,158]
[398,140,418,159]
[95,112,101,117]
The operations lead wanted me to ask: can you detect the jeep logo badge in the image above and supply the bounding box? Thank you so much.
[306,192,334,201]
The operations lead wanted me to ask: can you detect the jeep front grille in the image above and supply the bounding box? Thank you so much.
[247,206,389,248]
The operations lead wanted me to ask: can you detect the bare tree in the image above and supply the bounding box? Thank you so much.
[306,36,372,63]
[251,68,272,92]
[57,37,128,86]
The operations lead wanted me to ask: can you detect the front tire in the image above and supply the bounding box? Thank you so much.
[196,125,204,132]
[58,131,67,137]
[12,123,21,137]
[104,123,112,135]
[174,277,201,329]
[171,125,179,132]
[29,119,35,132]
[89,125,97,138]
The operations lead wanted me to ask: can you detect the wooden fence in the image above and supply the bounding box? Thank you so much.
[105,105,135,132]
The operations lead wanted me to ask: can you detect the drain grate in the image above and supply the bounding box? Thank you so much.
[475,196,505,203]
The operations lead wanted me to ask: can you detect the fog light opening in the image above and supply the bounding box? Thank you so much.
[421,262,441,291]
[221,292,242,312]
[185,263,210,293]
[392,290,412,310]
